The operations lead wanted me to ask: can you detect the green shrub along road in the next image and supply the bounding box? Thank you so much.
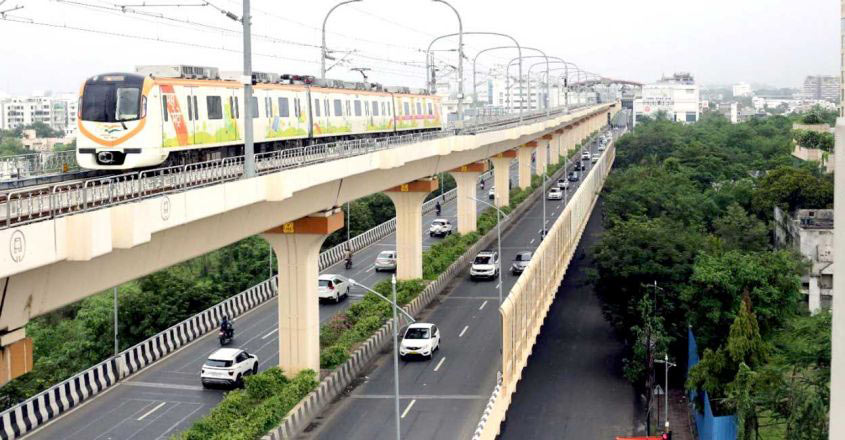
[590,112,831,438]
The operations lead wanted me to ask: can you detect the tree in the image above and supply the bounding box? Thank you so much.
[713,203,769,251]
[751,166,833,218]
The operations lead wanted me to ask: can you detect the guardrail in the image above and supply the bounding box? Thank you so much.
[0,103,597,230]
[0,150,78,181]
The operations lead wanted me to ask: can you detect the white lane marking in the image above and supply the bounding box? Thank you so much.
[495,282,501,289]
[137,402,167,421]
[261,328,277,340]
[479,300,488,310]
[433,357,446,372]
[459,326,469,337]
[401,399,416,418]
[530,239,535,244]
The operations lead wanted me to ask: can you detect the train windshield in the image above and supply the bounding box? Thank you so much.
[81,75,144,122]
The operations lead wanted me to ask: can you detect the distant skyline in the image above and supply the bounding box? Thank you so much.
[0,0,839,95]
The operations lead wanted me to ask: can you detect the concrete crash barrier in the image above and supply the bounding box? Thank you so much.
[473,141,616,440]
[263,161,562,440]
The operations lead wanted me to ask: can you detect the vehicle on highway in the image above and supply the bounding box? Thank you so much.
[598,144,606,152]
[470,250,500,280]
[591,153,599,163]
[219,317,234,346]
[488,187,496,200]
[511,251,533,275]
[573,161,583,171]
[568,171,579,182]
[201,348,258,388]
[581,151,591,160]
[374,250,397,272]
[318,274,350,303]
[429,218,453,237]
[540,228,548,241]
[399,323,440,360]
[547,187,563,200]
[556,178,570,190]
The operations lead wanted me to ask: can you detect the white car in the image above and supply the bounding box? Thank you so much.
[399,323,441,360]
[488,187,496,200]
[598,144,606,152]
[375,250,397,272]
[470,250,500,280]
[591,153,600,163]
[547,187,563,200]
[201,348,258,388]
[318,274,350,303]
[557,178,570,189]
[581,151,591,160]
[429,218,453,237]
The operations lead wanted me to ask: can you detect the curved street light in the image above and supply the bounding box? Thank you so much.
[470,44,524,115]
[431,0,464,121]
[321,0,362,79]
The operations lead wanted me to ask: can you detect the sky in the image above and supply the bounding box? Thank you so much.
[0,0,839,96]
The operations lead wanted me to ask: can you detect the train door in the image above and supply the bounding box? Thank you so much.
[184,86,198,145]
[159,84,190,148]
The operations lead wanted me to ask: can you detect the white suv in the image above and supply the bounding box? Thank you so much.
[399,323,441,360]
[429,218,453,237]
[201,348,258,388]
[318,274,350,303]
[470,250,500,280]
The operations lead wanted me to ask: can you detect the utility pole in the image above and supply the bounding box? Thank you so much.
[655,354,676,435]
[113,287,118,357]
[241,0,255,177]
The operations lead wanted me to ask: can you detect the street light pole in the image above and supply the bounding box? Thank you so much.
[321,0,362,80]
[241,0,255,178]
[348,276,414,440]
[113,286,118,356]
[432,0,463,122]
[469,196,506,365]
[655,354,676,434]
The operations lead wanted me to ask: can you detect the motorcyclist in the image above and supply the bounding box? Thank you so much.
[345,247,353,269]
[480,180,485,190]
[220,316,234,339]
[435,201,442,216]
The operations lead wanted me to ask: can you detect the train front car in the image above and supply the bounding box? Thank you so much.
[76,73,164,170]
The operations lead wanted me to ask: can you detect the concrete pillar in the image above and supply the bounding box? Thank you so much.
[491,150,516,208]
[385,178,439,280]
[449,162,489,235]
[0,332,32,386]
[546,133,559,166]
[517,142,537,189]
[809,276,821,314]
[263,208,344,376]
[536,136,549,175]
[554,129,565,159]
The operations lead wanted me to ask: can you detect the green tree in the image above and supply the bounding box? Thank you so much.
[751,166,833,218]
[713,203,769,251]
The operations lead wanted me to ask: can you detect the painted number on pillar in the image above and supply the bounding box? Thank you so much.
[400,183,409,192]
[282,222,295,233]
[460,165,468,172]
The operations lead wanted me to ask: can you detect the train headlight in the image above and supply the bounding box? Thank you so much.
[97,151,115,164]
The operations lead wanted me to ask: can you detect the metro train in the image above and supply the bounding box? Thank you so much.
[76,65,442,170]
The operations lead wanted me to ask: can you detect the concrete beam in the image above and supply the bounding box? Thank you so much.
[263,209,344,376]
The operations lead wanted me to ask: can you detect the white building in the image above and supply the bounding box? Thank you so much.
[774,207,834,313]
[0,92,78,136]
[632,72,700,127]
[732,82,752,97]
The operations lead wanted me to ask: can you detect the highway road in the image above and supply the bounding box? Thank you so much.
[304,131,612,440]
[24,162,517,440]
[498,198,641,439]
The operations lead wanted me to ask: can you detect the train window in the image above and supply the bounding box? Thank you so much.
[279,97,290,117]
[403,102,409,115]
[294,98,301,118]
[186,96,193,121]
[364,101,369,116]
[325,100,330,117]
[193,96,198,120]
[314,99,321,117]
[234,97,239,119]
[265,97,272,117]
[428,103,433,115]
[354,100,362,116]
[346,100,351,116]
[372,101,379,116]
[416,102,422,115]
[207,96,223,120]
[381,102,385,116]
[162,96,168,122]
[334,99,343,117]
[249,97,259,118]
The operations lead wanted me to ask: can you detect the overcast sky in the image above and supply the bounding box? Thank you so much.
[0,0,839,95]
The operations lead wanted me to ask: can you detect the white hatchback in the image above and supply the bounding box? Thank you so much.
[318,274,350,303]
[399,323,441,360]
[547,187,563,200]
[201,348,258,388]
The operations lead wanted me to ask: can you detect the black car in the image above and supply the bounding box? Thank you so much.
[568,171,579,182]
[511,251,533,275]
[573,162,583,171]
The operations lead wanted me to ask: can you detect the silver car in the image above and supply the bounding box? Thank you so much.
[375,250,397,272]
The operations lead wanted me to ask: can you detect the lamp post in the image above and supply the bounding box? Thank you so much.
[431,0,463,122]
[113,287,118,357]
[348,276,413,440]
[321,0,362,80]
[655,354,676,434]
[468,195,508,367]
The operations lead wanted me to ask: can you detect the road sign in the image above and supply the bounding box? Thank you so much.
[654,385,664,396]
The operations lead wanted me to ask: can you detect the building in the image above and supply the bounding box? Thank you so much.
[632,72,700,127]
[802,75,840,102]
[732,82,752,97]
[774,207,834,313]
[0,93,78,136]
[717,102,739,123]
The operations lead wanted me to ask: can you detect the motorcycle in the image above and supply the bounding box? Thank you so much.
[219,328,233,346]
[345,257,353,270]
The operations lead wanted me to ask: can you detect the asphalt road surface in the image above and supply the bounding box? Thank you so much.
[25,164,516,440]
[303,131,613,440]
[498,197,641,439]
